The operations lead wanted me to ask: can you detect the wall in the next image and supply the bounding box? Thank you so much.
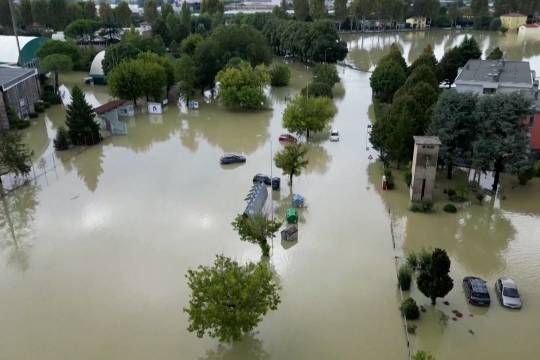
[532,111,540,151]
[501,16,527,31]
[4,75,40,120]
[0,94,9,130]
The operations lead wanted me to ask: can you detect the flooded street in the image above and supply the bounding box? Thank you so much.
[1,30,540,359]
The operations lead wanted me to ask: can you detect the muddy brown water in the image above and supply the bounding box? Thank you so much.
[1,30,540,359]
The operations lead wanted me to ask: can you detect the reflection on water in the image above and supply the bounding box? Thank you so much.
[343,30,540,71]
[198,334,270,360]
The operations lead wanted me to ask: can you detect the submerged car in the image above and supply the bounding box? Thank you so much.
[220,154,246,165]
[279,134,297,143]
[495,277,522,309]
[253,173,271,185]
[463,276,491,306]
[330,130,340,142]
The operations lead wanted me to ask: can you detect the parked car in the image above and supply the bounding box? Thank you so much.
[330,130,340,142]
[463,276,491,306]
[220,154,246,165]
[279,134,297,143]
[495,277,522,309]
[253,174,271,185]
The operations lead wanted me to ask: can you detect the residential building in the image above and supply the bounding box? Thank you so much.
[455,59,540,151]
[0,66,41,130]
[406,16,427,30]
[519,23,540,36]
[500,13,527,31]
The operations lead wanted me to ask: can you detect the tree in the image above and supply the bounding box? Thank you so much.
[428,91,478,179]
[211,24,272,67]
[140,60,167,101]
[293,0,310,20]
[41,54,73,94]
[269,63,291,87]
[472,94,533,192]
[312,63,340,87]
[66,2,83,25]
[274,143,309,186]
[143,0,159,22]
[216,63,270,109]
[448,1,460,27]
[184,255,280,342]
[107,59,145,105]
[412,351,436,360]
[31,0,49,27]
[99,0,114,26]
[398,64,439,96]
[53,126,70,151]
[0,131,32,178]
[283,96,336,139]
[459,36,482,62]
[201,0,224,17]
[334,0,348,30]
[436,37,481,84]
[181,0,192,31]
[37,40,80,65]
[20,0,34,28]
[301,81,333,98]
[47,0,68,30]
[114,1,132,26]
[193,39,222,91]
[180,33,204,56]
[409,45,437,74]
[65,19,100,42]
[487,47,504,60]
[413,0,440,19]
[232,214,282,257]
[65,86,101,146]
[161,2,173,19]
[471,0,489,16]
[138,51,175,95]
[82,1,97,20]
[370,60,407,103]
[417,248,453,305]
[309,0,326,19]
[175,54,197,102]
[384,44,407,72]
[101,42,141,75]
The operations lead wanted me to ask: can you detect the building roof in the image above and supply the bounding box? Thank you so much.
[95,99,126,115]
[413,136,441,145]
[455,60,533,86]
[0,66,38,91]
[0,35,49,65]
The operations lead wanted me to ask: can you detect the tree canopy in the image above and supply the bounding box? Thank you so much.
[184,255,280,342]
[269,63,291,87]
[65,86,101,146]
[107,59,145,105]
[0,131,32,177]
[274,143,309,186]
[283,96,336,139]
[417,248,453,305]
[216,63,270,109]
[232,214,282,257]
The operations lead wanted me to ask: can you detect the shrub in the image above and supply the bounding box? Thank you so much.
[29,112,38,118]
[443,204,457,213]
[269,63,291,87]
[301,81,333,98]
[398,264,413,291]
[418,248,432,271]
[400,297,420,320]
[43,101,51,108]
[54,126,70,151]
[446,188,456,197]
[6,107,30,129]
[34,102,44,113]
[518,166,536,185]
[406,252,418,270]
[410,201,433,212]
[405,168,412,187]
[412,350,436,360]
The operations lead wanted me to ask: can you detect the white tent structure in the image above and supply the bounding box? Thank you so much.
[89,50,106,84]
[0,35,50,66]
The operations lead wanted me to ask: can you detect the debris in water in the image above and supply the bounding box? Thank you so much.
[70,195,79,200]
[443,301,450,306]
[455,311,463,318]
[469,329,475,335]
[469,314,474,317]
[452,317,457,321]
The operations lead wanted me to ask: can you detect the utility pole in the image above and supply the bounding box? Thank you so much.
[7,0,21,61]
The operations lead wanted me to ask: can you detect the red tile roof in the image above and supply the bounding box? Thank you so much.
[94,99,126,115]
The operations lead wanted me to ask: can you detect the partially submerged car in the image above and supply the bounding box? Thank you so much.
[463,276,491,306]
[253,173,271,185]
[495,277,522,309]
[330,130,340,142]
[279,134,297,143]
[220,154,246,165]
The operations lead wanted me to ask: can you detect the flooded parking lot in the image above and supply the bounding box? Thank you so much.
[1,30,540,359]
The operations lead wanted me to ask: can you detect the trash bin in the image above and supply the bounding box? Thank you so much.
[281,225,298,241]
[272,177,280,191]
[286,208,298,224]
[292,194,304,208]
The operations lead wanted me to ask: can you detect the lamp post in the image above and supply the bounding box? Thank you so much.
[7,0,21,58]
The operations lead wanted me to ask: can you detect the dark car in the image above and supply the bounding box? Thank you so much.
[279,134,297,143]
[463,276,491,306]
[253,173,271,185]
[220,154,246,165]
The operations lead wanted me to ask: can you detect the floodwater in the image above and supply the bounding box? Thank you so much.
[0,30,539,360]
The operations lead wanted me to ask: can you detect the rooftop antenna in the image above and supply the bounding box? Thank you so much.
[7,0,21,64]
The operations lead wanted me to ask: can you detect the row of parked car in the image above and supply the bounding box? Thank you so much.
[463,276,522,309]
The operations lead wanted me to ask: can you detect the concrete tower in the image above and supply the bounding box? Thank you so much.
[410,136,441,202]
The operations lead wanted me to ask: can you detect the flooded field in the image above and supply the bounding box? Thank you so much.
[1,30,540,360]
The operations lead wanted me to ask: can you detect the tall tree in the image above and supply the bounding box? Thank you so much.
[175,54,197,102]
[180,0,192,33]
[370,60,407,103]
[447,1,460,27]
[293,0,310,20]
[232,214,282,257]
[334,0,348,29]
[428,91,478,179]
[114,1,132,27]
[283,96,336,139]
[31,0,48,26]
[47,0,68,30]
[20,0,34,28]
[312,63,340,86]
[200,0,223,17]
[161,2,173,19]
[99,0,114,26]
[409,45,437,74]
[137,51,175,95]
[309,0,326,19]
[65,19,100,42]
[82,0,97,20]
[65,86,101,146]
[417,248,453,305]
[143,0,159,22]
[472,94,533,192]
[470,0,489,16]
[413,0,440,19]
[184,255,281,342]
[41,54,73,94]
[487,47,503,60]
[107,59,145,105]
[274,143,309,186]
[215,63,270,109]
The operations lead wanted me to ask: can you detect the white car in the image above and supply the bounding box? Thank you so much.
[495,277,522,309]
[330,130,340,142]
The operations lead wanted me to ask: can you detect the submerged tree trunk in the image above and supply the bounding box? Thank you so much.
[492,157,503,193]
[54,71,59,94]
[289,173,293,186]
[431,296,436,305]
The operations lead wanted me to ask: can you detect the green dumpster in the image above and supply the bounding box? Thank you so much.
[286,208,298,224]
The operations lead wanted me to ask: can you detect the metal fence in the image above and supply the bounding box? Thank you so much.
[1,153,59,194]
